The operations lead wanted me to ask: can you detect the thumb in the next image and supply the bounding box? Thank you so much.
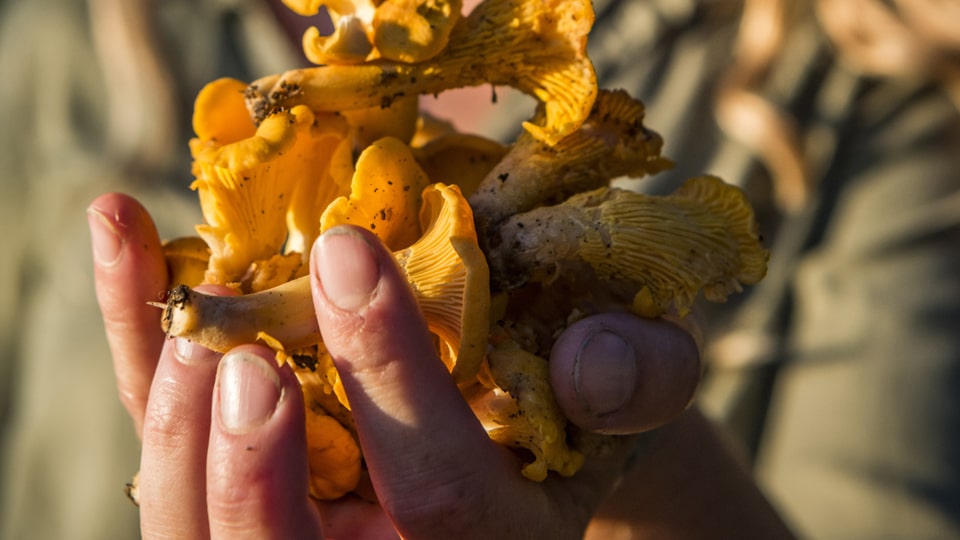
[549,313,701,434]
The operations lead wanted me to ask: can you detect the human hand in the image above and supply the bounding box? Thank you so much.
[88,192,701,539]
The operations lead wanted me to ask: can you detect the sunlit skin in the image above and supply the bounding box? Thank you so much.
[88,193,715,539]
[83,0,796,537]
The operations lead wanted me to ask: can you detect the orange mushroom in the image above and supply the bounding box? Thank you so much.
[157,0,774,496]
[470,89,673,232]
[373,0,463,63]
[302,13,374,65]
[489,176,770,317]
[412,132,508,197]
[321,136,432,250]
[189,79,353,290]
[162,236,211,288]
[288,0,462,65]
[394,183,490,382]
[471,339,584,481]
[246,0,597,146]
[163,182,490,382]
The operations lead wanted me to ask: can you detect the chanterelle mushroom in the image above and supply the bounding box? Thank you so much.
[152,0,770,502]
[286,0,463,64]
[470,89,674,243]
[189,79,353,290]
[489,176,770,317]
[245,0,597,145]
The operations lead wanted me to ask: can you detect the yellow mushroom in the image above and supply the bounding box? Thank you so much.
[162,278,320,353]
[412,132,508,197]
[191,77,256,144]
[258,332,361,500]
[469,89,673,233]
[470,339,584,481]
[321,136,432,251]
[394,183,490,382]
[284,115,355,264]
[158,0,777,494]
[245,0,596,145]
[162,236,211,288]
[303,405,362,500]
[373,0,463,63]
[161,183,491,497]
[189,78,353,290]
[341,94,421,151]
[409,111,458,146]
[191,163,295,289]
[288,0,462,65]
[488,176,770,317]
[302,14,374,65]
[163,182,490,382]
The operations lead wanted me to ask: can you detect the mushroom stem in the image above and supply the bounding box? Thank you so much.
[163,184,490,383]
[161,276,319,353]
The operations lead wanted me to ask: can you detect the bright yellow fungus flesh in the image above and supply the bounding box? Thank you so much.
[159,0,769,502]
[245,0,597,146]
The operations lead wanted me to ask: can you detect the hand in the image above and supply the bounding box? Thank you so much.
[88,192,701,539]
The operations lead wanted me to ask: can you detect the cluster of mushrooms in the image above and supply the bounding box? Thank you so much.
[161,0,769,501]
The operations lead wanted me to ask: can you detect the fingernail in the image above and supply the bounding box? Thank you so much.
[174,337,220,366]
[218,350,281,433]
[313,227,381,312]
[574,331,637,416]
[86,206,123,267]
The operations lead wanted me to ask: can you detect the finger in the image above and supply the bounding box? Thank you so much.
[139,336,222,539]
[206,345,323,538]
[87,192,169,435]
[315,497,396,539]
[550,314,701,434]
[311,226,527,537]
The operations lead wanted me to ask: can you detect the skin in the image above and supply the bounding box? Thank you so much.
[88,192,793,538]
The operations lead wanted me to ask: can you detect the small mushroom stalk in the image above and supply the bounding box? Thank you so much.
[162,278,320,353]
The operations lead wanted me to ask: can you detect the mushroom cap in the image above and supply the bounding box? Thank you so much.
[245,0,597,145]
[162,236,211,288]
[341,94,420,152]
[191,77,256,144]
[491,176,770,317]
[189,78,354,289]
[321,136,432,251]
[473,339,584,481]
[470,89,673,232]
[304,409,362,500]
[412,132,508,198]
[373,0,463,63]
[394,183,490,383]
[292,0,462,65]
[303,15,374,65]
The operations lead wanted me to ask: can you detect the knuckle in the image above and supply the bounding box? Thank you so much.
[142,375,199,445]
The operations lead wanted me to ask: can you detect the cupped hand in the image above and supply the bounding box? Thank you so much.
[88,192,701,539]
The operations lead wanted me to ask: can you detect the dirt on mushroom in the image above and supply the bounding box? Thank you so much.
[156,0,769,502]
